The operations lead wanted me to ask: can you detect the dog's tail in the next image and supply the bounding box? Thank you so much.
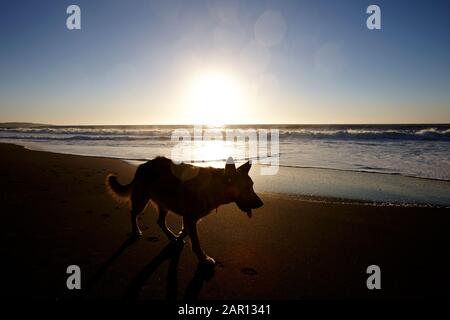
[105,174,133,202]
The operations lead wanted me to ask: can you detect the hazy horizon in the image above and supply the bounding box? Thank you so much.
[2,121,450,127]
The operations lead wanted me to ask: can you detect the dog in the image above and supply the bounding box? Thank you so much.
[106,157,263,265]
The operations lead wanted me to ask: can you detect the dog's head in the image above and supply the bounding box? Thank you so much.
[224,157,263,218]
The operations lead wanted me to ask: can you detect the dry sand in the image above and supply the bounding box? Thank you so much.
[0,143,448,299]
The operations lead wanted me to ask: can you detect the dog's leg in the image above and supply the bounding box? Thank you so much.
[157,207,177,242]
[184,218,215,266]
[130,209,142,237]
[176,218,188,241]
[130,186,150,238]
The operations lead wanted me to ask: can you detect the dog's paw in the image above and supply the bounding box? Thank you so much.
[168,236,185,248]
[200,256,216,267]
[174,237,185,246]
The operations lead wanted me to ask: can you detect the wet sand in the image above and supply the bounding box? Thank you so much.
[0,143,448,299]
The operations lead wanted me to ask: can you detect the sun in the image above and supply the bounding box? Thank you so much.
[187,71,246,125]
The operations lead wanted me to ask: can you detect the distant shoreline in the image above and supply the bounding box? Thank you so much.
[2,122,450,128]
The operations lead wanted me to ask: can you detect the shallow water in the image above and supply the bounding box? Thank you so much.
[251,165,450,207]
[1,124,449,206]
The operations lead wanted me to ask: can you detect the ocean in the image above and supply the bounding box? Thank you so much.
[1,124,449,206]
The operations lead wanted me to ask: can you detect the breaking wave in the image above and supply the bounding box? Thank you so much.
[1,125,449,142]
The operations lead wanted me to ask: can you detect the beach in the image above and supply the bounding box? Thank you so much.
[1,142,449,299]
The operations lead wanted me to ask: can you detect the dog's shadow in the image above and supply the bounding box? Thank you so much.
[124,241,215,300]
[87,237,215,300]
[85,236,139,295]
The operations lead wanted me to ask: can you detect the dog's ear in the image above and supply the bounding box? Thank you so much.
[238,160,252,174]
[224,157,236,176]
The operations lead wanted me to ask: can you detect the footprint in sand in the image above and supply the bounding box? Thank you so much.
[241,267,258,276]
[147,236,159,242]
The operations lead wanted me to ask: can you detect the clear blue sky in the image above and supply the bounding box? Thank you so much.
[1,0,449,124]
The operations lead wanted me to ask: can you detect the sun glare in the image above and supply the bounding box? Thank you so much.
[187,71,246,125]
